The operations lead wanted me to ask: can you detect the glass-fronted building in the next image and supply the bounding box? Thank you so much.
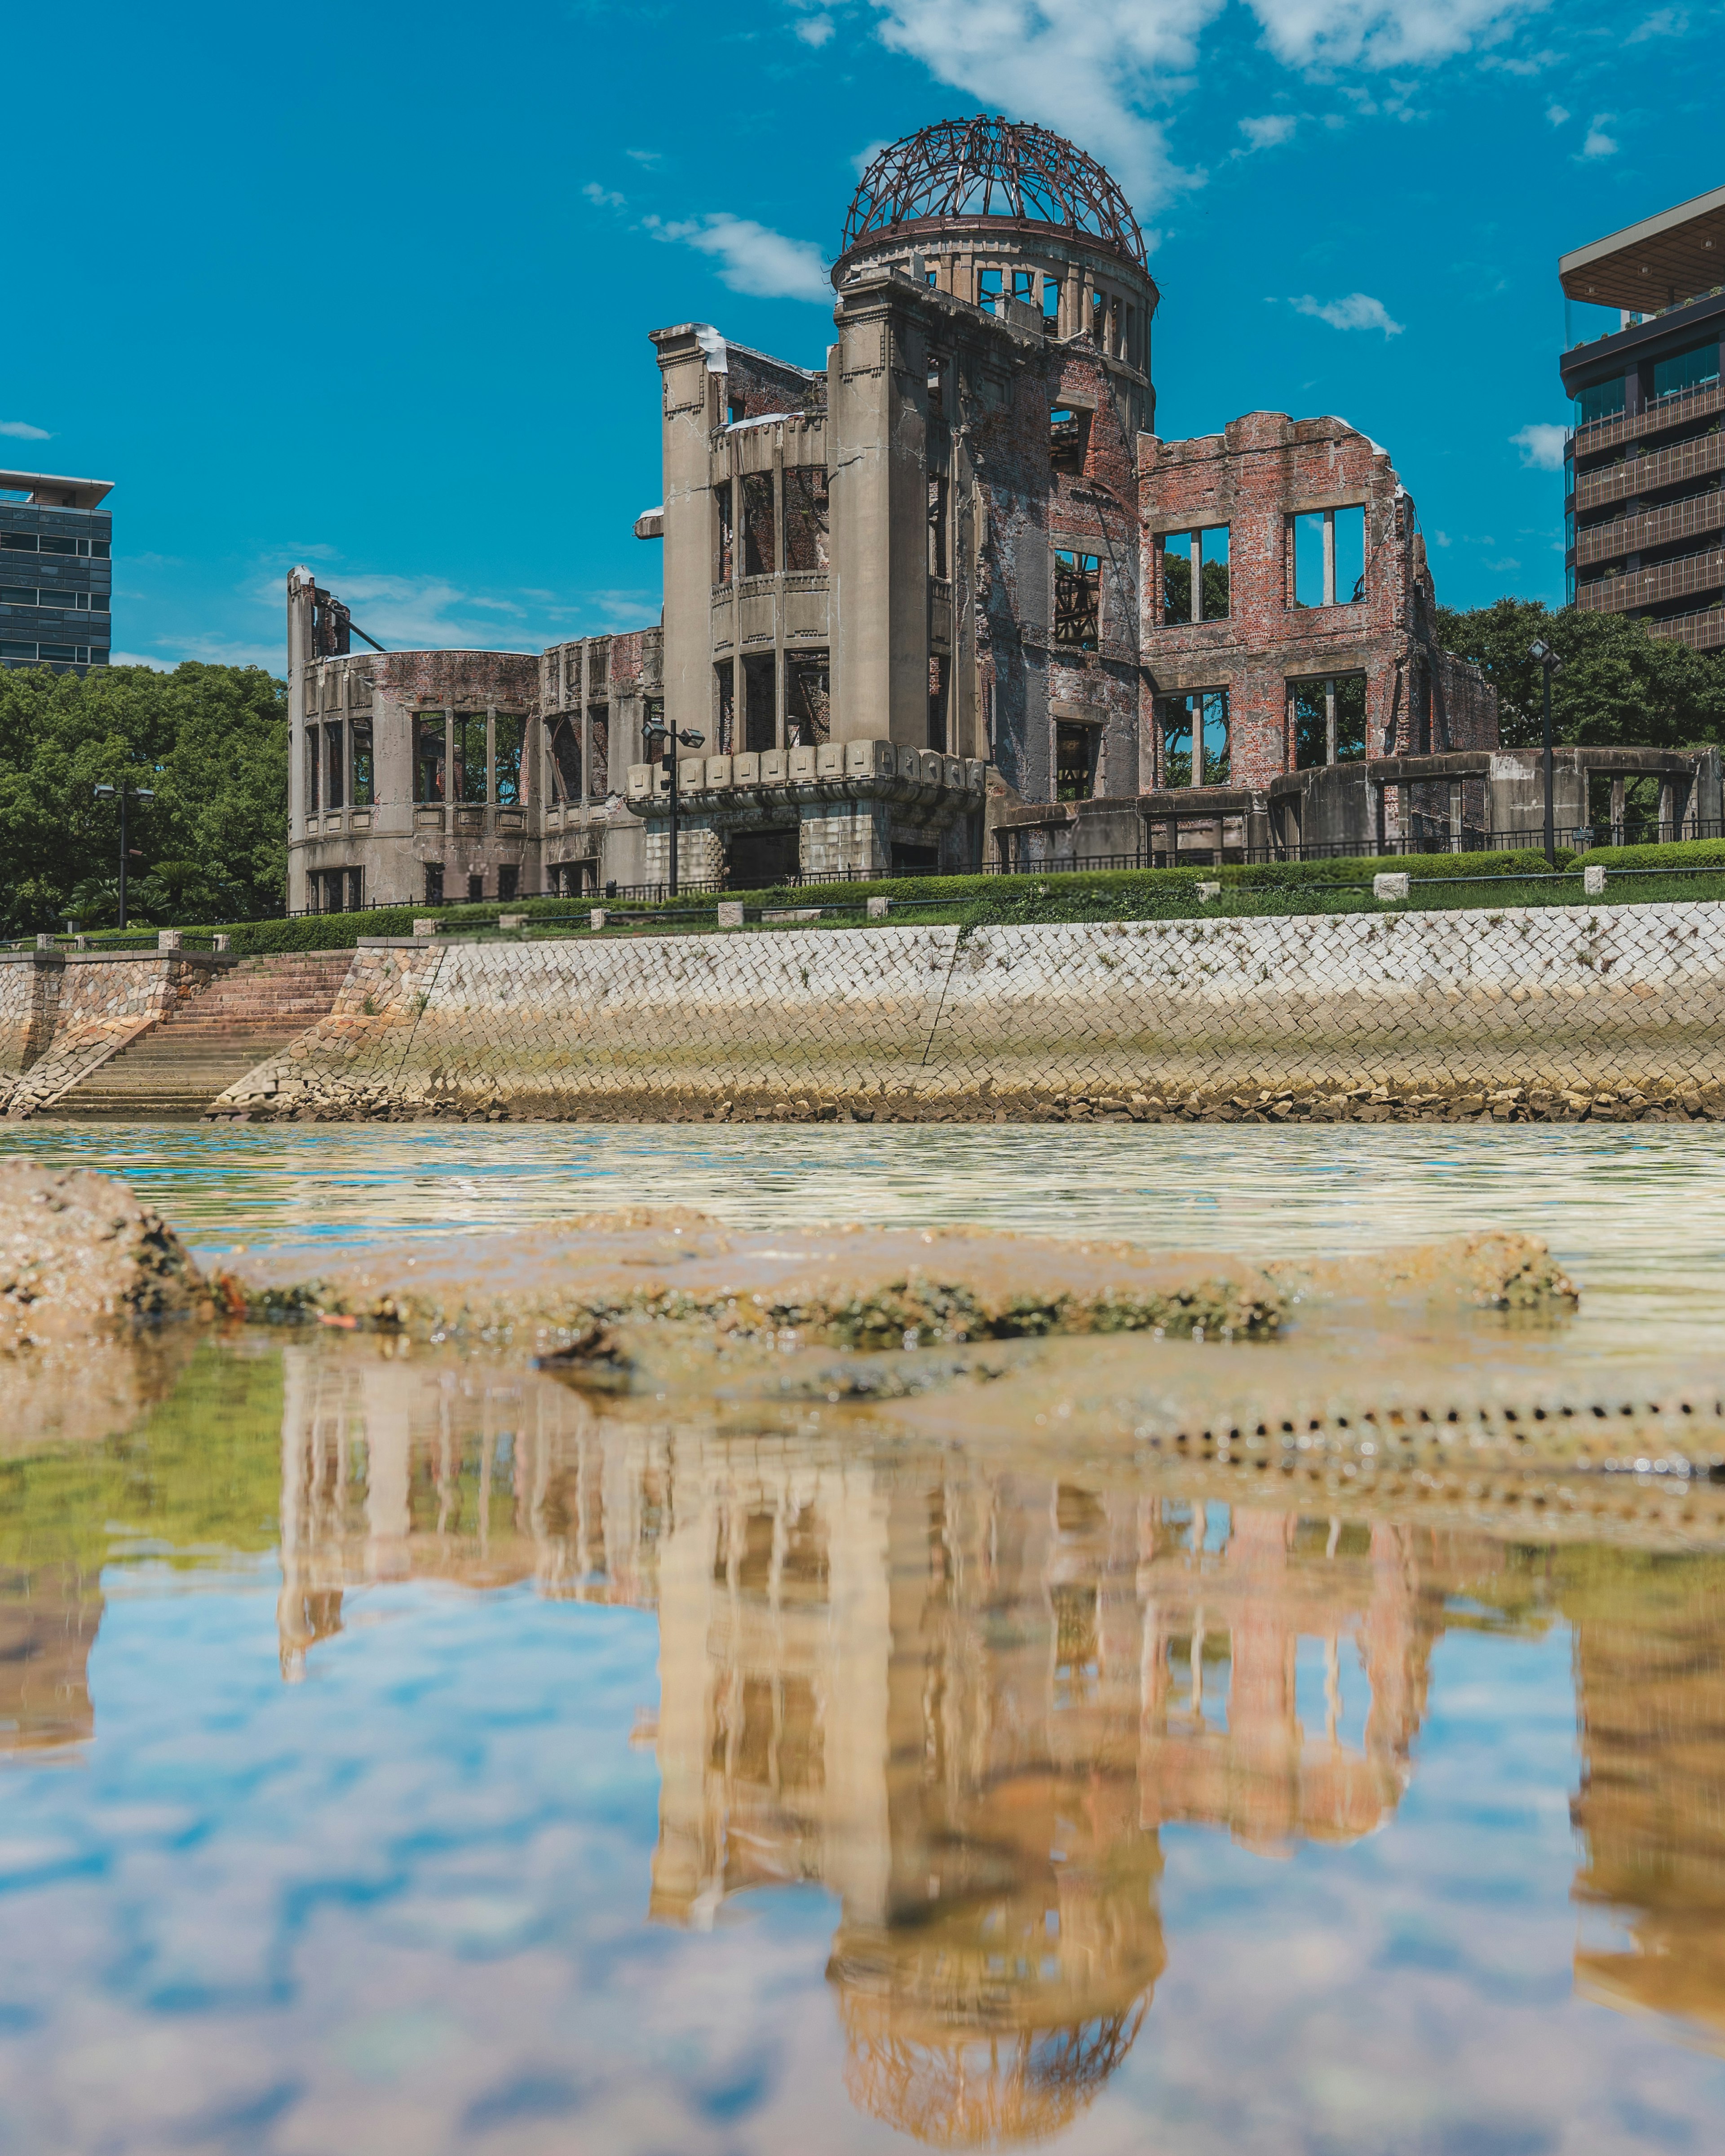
[0,470,113,675]
[1560,185,1725,654]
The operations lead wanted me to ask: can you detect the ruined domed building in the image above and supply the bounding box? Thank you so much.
[288,117,1515,910]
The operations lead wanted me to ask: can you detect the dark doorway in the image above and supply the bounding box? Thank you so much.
[1056,723,1097,802]
[891,841,939,876]
[726,825,801,889]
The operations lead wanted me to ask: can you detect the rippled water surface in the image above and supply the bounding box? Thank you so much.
[2,1122,1724,2153]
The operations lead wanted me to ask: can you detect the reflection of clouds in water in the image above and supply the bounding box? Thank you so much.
[4,1343,1725,2147]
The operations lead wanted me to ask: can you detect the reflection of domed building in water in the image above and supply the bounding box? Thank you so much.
[265,1341,1725,2128]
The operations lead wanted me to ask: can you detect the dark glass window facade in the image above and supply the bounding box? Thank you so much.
[0,492,112,675]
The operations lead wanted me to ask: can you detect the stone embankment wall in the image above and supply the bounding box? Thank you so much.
[0,954,224,1118]
[210,899,1725,1125]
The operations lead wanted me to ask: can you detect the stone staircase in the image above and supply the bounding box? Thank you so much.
[52,951,355,1121]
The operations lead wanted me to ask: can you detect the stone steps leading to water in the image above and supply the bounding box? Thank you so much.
[51,952,352,1121]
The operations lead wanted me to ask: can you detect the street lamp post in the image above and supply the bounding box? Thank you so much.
[642,722,706,897]
[1528,641,1565,868]
[92,778,156,930]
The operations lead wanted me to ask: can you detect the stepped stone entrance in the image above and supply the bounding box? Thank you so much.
[53,952,354,1122]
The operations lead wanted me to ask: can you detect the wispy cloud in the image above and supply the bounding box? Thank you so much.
[624,148,662,168]
[1511,422,1567,470]
[795,12,836,42]
[1545,101,1569,124]
[1627,6,1687,38]
[646,213,831,302]
[1581,115,1618,156]
[0,420,53,441]
[1290,291,1405,336]
[867,0,1553,208]
[1237,113,1298,151]
[583,180,627,211]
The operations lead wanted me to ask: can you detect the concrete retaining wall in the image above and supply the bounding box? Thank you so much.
[0,954,226,1118]
[210,899,1725,1122]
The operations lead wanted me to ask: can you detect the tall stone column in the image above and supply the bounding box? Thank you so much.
[652,324,725,744]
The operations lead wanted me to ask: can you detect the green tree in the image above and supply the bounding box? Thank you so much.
[0,661,288,933]
[1431,598,1725,751]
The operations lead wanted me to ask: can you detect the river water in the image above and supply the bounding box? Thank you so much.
[2,1122,1724,2154]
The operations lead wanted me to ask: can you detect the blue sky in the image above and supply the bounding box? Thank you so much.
[5,0,1718,672]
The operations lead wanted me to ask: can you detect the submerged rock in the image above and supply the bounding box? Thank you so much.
[0,1162,209,1351]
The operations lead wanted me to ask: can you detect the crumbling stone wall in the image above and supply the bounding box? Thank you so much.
[1,955,219,1117]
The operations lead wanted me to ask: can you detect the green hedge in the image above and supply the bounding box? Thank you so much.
[65,841,1725,958]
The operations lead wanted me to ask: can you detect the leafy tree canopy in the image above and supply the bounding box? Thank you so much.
[0,662,287,934]
[1433,598,1725,752]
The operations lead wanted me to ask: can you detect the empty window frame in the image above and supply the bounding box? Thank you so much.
[741,474,774,577]
[1161,526,1230,623]
[549,716,582,801]
[643,697,666,764]
[323,723,344,811]
[1050,406,1089,476]
[304,729,319,814]
[1289,674,1367,767]
[415,713,446,804]
[927,472,947,577]
[742,658,775,753]
[1160,691,1230,786]
[588,708,609,797]
[1042,277,1061,327]
[783,467,829,573]
[1055,721,1097,803]
[1091,290,1107,345]
[453,712,488,804]
[468,873,485,901]
[715,664,736,755]
[978,266,1003,316]
[714,482,734,584]
[498,865,519,901]
[1292,505,1367,608]
[494,714,523,806]
[424,862,445,904]
[1053,550,1101,649]
[928,653,949,753]
[1013,269,1035,306]
[787,654,830,747]
[350,718,374,808]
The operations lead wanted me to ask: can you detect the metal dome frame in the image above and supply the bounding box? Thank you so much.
[839,116,1148,275]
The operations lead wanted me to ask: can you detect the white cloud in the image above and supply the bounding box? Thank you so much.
[867,0,1551,208]
[1238,113,1298,150]
[583,180,627,211]
[796,11,836,41]
[1581,115,1618,156]
[1291,290,1405,335]
[1545,100,1569,124]
[0,420,52,440]
[1626,6,1686,37]
[647,213,832,303]
[1511,421,1567,470]
[624,148,662,167]
[296,574,544,654]
[1433,530,1452,547]
[852,137,892,177]
[108,651,175,671]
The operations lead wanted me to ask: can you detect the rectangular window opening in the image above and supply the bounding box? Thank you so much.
[305,730,320,815]
[494,713,524,807]
[415,713,446,804]
[741,473,774,577]
[453,712,487,804]
[787,654,830,747]
[467,873,485,902]
[588,706,609,799]
[1160,527,1230,623]
[978,266,1003,316]
[424,862,444,905]
[1055,721,1096,803]
[498,865,518,901]
[783,467,829,574]
[1042,278,1060,326]
[715,482,734,583]
[1053,550,1101,649]
[1289,673,1368,768]
[346,867,363,912]
[927,472,947,577]
[549,716,581,802]
[1013,269,1035,304]
[643,697,665,766]
[323,723,344,812]
[1292,506,1367,608]
[742,657,776,754]
[1160,691,1229,785]
[928,653,949,754]
[1049,406,1088,476]
[715,665,736,755]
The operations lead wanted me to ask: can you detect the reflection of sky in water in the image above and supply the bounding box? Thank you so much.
[9,1119,1725,1357]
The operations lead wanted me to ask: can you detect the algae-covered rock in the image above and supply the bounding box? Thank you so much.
[0,1162,208,1350]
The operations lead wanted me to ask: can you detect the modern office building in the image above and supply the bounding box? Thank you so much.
[0,470,113,675]
[1560,183,1725,652]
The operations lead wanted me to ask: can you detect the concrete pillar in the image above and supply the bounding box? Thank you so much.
[653,325,725,742]
[830,271,931,747]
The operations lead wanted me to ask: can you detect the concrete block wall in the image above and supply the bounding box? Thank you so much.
[0,954,221,1117]
[210,899,1725,1123]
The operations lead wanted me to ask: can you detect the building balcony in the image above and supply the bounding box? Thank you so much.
[1575,487,1725,567]
[1648,605,1725,653]
[1572,428,1725,515]
[1570,376,1725,460]
[1578,543,1725,615]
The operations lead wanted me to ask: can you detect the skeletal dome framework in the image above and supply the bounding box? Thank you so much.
[838,116,1148,275]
